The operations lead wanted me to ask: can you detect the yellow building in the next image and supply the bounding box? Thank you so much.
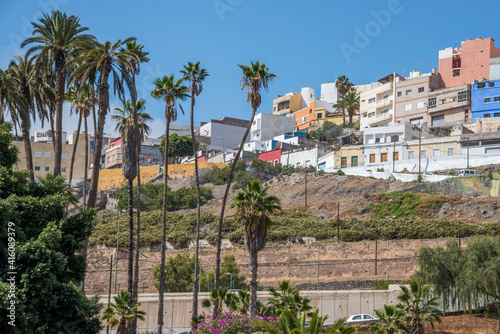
[273,93,303,116]
[405,136,460,160]
[334,145,363,169]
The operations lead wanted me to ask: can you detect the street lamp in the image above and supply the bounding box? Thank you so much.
[314,249,323,290]
[227,272,233,291]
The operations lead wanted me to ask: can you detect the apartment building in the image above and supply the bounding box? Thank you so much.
[438,37,500,88]
[199,117,250,149]
[472,79,500,121]
[360,73,403,129]
[250,113,295,141]
[428,84,471,126]
[102,137,163,170]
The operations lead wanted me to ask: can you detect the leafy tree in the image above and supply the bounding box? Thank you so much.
[335,91,360,125]
[0,122,19,169]
[327,317,357,334]
[309,121,342,143]
[207,254,247,290]
[159,133,198,163]
[22,11,95,177]
[151,72,189,333]
[231,179,281,317]
[397,278,441,334]
[101,291,145,334]
[267,280,313,316]
[369,305,407,334]
[152,253,207,292]
[214,62,276,312]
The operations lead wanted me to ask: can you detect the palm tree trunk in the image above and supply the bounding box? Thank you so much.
[158,121,170,333]
[190,94,201,321]
[249,246,258,318]
[21,117,34,183]
[214,107,256,315]
[49,109,56,153]
[69,110,82,184]
[83,115,88,211]
[127,178,134,295]
[53,57,65,177]
[349,110,353,125]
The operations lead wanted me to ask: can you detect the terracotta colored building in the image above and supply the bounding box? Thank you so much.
[438,37,500,88]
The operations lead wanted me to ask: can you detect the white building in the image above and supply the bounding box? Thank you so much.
[317,151,337,171]
[199,117,250,150]
[280,147,324,168]
[250,113,295,142]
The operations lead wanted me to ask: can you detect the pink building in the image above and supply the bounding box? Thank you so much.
[258,148,282,166]
[439,37,500,88]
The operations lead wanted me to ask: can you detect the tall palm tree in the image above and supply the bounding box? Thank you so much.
[335,91,360,125]
[335,75,353,125]
[69,37,139,209]
[0,69,9,125]
[101,291,146,334]
[369,304,407,334]
[180,61,209,321]
[65,84,93,185]
[112,98,152,301]
[151,74,188,333]
[231,179,281,317]
[214,61,276,315]
[8,55,52,183]
[397,278,441,334]
[22,11,95,177]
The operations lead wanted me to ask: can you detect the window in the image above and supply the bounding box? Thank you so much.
[34,166,40,171]
[45,166,50,172]
[495,96,500,103]
[418,87,425,93]
[309,109,312,114]
[375,137,381,143]
[431,115,445,127]
[35,151,42,157]
[391,135,399,142]
[495,113,500,117]
[485,97,492,104]
[393,151,399,161]
[490,81,496,87]
[107,157,110,162]
[420,150,427,158]
[433,149,440,158]
[410,117,423,126]
[368,112,375,118]
[439,99,446,105]
[380,109,388,116]
[364,315,375,320]
[62,153,67,159]
[382,94,389,100]
[369,154,375,163]
[477,82,486,89]
[406,89,412,95]
[408,151,415,159]
[302,116,307,123]
[428,97,437,108]
[317,113,323,119]
[458,90,470,102]
[61,167,67,173]
[485,113,491,118]
[45,152,51,158]
[112,154,116,160]
[368,98,375,103]
[417,102,425,109]
[274,159,279,166]
[341,157,347,168]
[363,113,367,118]
[253,120,256,125]
[453,69,461,77]
[381,153,388,162]
[351,156,358,167]
[397,91,402,97]
[273,107,276,111]
[405,104,412,111]
[447,148,455,156]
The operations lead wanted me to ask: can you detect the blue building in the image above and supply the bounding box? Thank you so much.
[472,79,500,121]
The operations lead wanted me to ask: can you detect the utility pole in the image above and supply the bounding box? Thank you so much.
[467,136,470,168]
[107,254,113,334]
[392,136,397,173]
[337,202,340,242]
[458,223,461,248]
[374,232,378,276]
[287,142,291,167]
[418,133,421,175]
[304,169,308,207]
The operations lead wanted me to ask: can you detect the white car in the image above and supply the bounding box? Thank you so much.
[345,314,379,324]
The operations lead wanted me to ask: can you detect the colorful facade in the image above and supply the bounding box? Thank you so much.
[258,148,282,166]
[472,79,500,121]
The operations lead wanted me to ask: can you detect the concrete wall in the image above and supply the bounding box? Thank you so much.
[250,113,295,142]
[201,121,249,150]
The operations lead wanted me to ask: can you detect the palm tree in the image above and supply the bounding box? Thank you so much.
[335,75,353,125]
[112,98,152,300]
[201,287,232,312]
[101,291,146,334]
[214,61,276,315]
[8,55,52,183]
[22,11,95,177]
[180,61,209,321]
[65,84,93,185]
[335,91,360,125]
[231,179,281,317]
[369,305,407,334]
[151,74,189,333]
[69,37,139,209]
[267,280,313,316]
[327,318,357,334]
[256,309,328,334]
[397,278,441,334]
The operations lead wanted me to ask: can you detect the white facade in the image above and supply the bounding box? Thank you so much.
[34,131,67,144]
[301,87,316,107]
[200,121,249,150]
[281,147,320,168]
[142,137,161,146]
[317,151,336,171]
[320,82,338,104]
[250,113,295,142]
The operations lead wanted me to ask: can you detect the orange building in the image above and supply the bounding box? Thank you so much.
[439,37,500,88]
[294,101,317,131]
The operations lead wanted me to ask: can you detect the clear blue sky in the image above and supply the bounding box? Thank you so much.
[2,0,500,138]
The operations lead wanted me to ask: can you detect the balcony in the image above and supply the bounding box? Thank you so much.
[367,113,393,126]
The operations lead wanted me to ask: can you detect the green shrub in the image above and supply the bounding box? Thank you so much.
[373,279,389,290]
[377,167,384,172]
[334,169,345,176]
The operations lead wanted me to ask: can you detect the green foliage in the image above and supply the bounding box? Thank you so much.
[354,122,360,130]
[376,168,384,172]
[334,169,345,176]
[114,183,213,211]
[417,174,423,182]
[159,133,198,161]
[255,309,332,334]
[415,236,500,312]
[365,192,459,219]
[369,304,407,334]
[0,122,18,169]
[267,280,313,316]
[308,121,342,142]
[203,159,247,185]
[373,279,389,290]
[207,254,246,290]
[101,291,146,332]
